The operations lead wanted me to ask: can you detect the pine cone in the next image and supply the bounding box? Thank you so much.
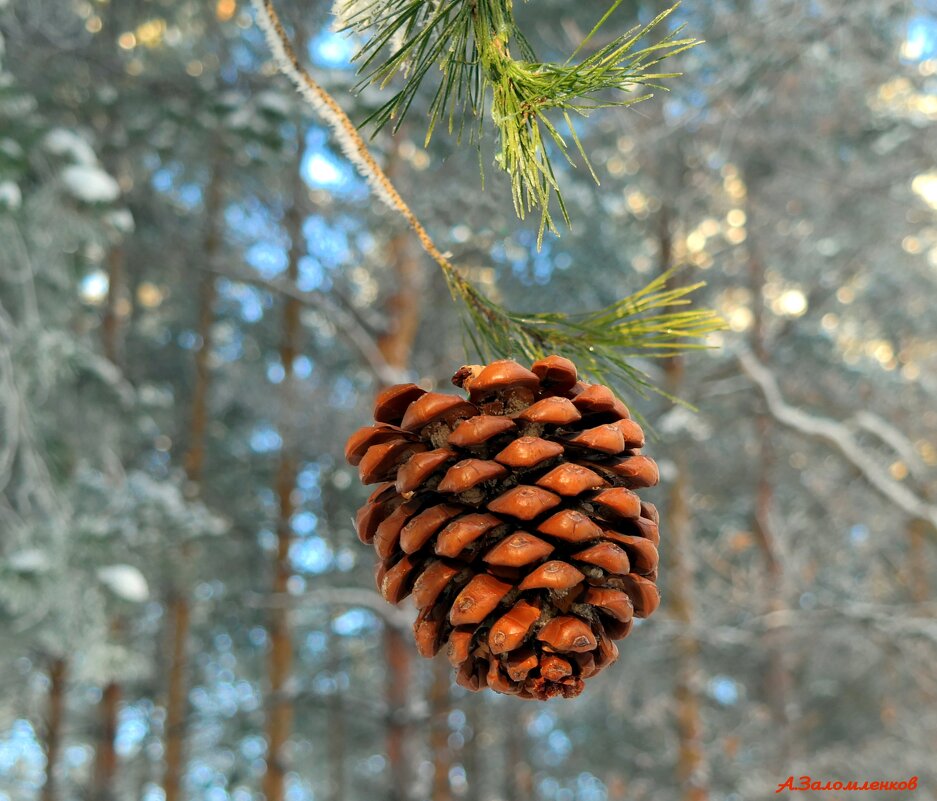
[345,357,661,700]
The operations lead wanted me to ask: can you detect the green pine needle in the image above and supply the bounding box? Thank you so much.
[340,1,699,246]
[442,268,726,401]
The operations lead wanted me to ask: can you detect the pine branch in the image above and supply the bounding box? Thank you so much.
[252,0,722,399]
[337,0,699,242]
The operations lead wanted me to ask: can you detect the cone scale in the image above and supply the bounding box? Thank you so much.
[345,357,662,700]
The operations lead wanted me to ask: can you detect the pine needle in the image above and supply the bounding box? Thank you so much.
[257,0,723,403]
[340,1,700,244]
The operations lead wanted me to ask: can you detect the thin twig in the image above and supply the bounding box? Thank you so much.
[205,263,405,386]
[251,0,463,288]
[737,347,937,532]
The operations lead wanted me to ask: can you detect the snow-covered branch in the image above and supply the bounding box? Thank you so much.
[250,0,457,279]
[738,348,937,531]
[849,410,926,477]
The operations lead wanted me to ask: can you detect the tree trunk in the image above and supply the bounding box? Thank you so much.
[908,518,931,604]
[461,696,481,801]
[376,138,426,801]
[163,164,223,801]
[40,657,67,801]
[384,626,412,801]
[162,594,192,801]
[93,681,121,801]
[660,206,709,801]
[746,197,793,761]
[102,245,124,367]
[262,157,304,801]
[97,237,126,801]
[504,709,532,801]
[665,440,709,801]
[429,656,452,801]
[326,668,347,801]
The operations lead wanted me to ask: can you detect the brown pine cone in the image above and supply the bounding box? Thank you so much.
[345,356,661,700]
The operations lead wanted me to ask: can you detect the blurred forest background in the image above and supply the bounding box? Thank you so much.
[2,0,937,800]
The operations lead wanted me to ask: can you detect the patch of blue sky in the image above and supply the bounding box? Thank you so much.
[177,183,203,208]
[538,777,561,799]
[215,330,244,363]
[329,375,358,408]
[285,775,315,801]
[0,720,43,784]
[304,151,346,186]
[142,783,166,801]
[248,626,268,647]
[178,330,204,351]
[528,709,556,737]
[578,774,609,801]
[304,630,328,657]
[304,214,352,268]
[290,535,332,574]
[302,128,367,200]
[663,94,691,124]
[246,240,288,277]
[850,524,870,545]
[207,786,230,801]
[294,354,314,378]
[79,270,109,300]
[355,228,377,254]
[302,144,352,194]
[226,197,283,243]
[710,675,740,705]
[297,463,321,490]
[249,425,282,454]
[310,30,356,69]
[903,15,937,61]
[236,682,260,712]
[152,166,174,192]
[298,255,326,291]
[239,734,267,761]
[115,704,149,758]
[266,361,286,384]
[545,729,572,763]
[64,744,91,768]
[312,671,342,695]
[291,510,318,536]
[332,608,379,636]
[334,547,355,572]
[217,280,271,323]
[502,232,555,286]
[187,760,215,787]
[150,163,203,208]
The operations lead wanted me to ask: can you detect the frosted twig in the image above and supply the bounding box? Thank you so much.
[738,347,937,531]
[849,410,926,477]
[251,0,462,288]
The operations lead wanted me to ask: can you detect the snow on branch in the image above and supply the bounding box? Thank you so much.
[738,348,937,531]
[850,410,926,477]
